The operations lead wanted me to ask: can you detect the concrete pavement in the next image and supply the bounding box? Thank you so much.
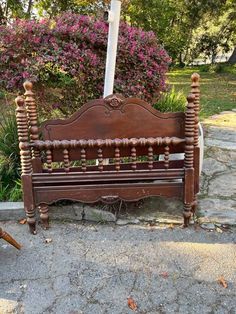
[0,221,236,314]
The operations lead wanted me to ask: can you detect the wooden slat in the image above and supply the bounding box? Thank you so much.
[34,181,183,205]
[32,169,184,186]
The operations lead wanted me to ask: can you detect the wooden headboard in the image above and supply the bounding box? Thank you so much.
[41,95,185,141]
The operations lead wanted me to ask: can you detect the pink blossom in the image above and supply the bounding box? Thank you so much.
[0,11,170,106]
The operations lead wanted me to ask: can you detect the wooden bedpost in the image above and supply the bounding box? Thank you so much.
[15,96,36,234]
[0,227,21,250]
[190,73,200,214]
[191,73,200,144]
[183,94,195,227]
[23,81,41,172]
[23,82,49,229]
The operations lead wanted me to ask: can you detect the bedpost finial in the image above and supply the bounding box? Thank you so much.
[187,93,195,103]
[23,81,33,93]
[191,73,200,83]
[15,96,25,107]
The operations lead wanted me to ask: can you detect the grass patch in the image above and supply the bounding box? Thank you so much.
[154,87,186,113]
[168,66,236,119]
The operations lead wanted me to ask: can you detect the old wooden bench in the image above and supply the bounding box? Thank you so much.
[15,74,201,234]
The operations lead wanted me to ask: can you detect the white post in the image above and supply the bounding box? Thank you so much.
[199,123,204,174]
[103,0,121,98]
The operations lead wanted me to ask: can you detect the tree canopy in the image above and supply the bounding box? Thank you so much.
[0,0,235,63]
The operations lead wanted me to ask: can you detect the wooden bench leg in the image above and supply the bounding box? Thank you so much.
[183,204,192,227]
[23,187,37,234]
[22,193,36,234]
[25,207,37,235]
[0,228,21,250]
[39,204,49,230]
[22,176,37,234]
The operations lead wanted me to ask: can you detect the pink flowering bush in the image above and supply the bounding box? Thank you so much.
[0,12,171,114]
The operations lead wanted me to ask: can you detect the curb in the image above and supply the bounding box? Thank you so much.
[0,201,235,228]
[0,202,25,221]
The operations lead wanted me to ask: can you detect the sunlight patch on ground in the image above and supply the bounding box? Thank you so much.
[203,112,236,128]
[0,298,19,313]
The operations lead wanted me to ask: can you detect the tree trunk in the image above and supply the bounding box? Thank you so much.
[0,4,5,24]
[228,47,236,64]
[27,0,33,17]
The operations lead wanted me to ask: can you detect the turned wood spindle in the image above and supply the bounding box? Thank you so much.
[23,81,40,158]
[81,148,87,172]
[15,96,36,234]
[115,147,121,172]
[164,145,170,169]
[39,204,49,230]
[98,148,104,172]
[63,148,70,173]
[15,97,32,175]
[46,149,53,173]
[148,146,154,170]
[131,146,137,171]
[183,94,195,226]
[191,73,200,147]
[191,73,201,215]
[184,95,195,169]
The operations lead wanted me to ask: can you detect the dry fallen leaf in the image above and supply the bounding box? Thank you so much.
[160,272,169,279]
[45,238,53,244]
[216,227,223,233]
[148,222,156,227]
[218,276,228,288]
[19,218,27,225]
[127,297,137,311]
[169,224,174,230]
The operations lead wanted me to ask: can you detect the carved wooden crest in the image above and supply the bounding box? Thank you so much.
[104,94,125,112]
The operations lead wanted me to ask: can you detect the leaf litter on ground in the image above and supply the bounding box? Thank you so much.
[19,218,27,225]
[160,271,169,279]
[218,276,228,288]
[127,297,137,311]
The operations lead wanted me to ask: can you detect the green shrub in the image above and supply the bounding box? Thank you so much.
[153,87,186,113]
[220,64,236,75]
[209,64,224,73]
[0,13,170,115]
[197,63,235,75]
[0,90,6,99]
[0,113,22,201]
[198,64,210,72]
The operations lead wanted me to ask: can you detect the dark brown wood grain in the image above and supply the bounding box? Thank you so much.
[16,75,201,233]
[0,228,21,250]
[41,96,185,141]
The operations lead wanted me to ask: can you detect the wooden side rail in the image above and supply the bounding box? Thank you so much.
[31,136,186,173]
[15,74,201,234]
[32,169,185,185]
